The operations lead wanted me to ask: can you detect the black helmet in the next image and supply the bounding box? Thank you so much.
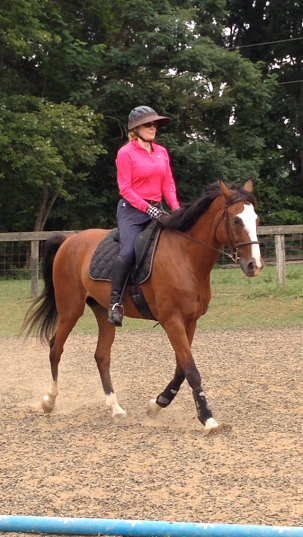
[128,105,171,130]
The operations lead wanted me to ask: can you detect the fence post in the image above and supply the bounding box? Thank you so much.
[275,234,285,285]
[31,240,39,298]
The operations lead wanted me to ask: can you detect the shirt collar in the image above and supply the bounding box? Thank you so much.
[132,140,154,152]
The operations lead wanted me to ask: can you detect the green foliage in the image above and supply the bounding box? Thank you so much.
[0,96,106,230]
[224,0,303,224]
[0,0,302,230]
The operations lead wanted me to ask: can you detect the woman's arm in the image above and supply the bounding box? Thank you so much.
[116,151,149,212]
[161,150,180,210]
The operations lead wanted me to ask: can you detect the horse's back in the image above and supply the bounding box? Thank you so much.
[53,228,112,276]
[62,228,111,250]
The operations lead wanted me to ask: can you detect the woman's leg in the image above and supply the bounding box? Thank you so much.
[108,200,150,326]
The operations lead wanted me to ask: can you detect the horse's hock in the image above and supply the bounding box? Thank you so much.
[1,327,302,531]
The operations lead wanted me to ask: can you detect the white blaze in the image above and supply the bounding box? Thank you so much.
[237,204,262,268]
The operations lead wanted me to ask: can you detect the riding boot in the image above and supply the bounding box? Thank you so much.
[108,256,132,327]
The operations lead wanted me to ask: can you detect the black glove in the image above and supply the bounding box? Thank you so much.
[146,204,163,220]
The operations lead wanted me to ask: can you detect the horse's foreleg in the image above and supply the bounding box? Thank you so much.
[147,365,185,418]
[158,318,218,432]
[91,304,126,420]
[147,320,195,418]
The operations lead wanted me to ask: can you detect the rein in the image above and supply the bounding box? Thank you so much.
[170,199,260,264]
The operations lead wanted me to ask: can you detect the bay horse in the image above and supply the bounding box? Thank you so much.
[22,179,263,433]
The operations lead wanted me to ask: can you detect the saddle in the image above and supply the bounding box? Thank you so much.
[89,221,161,320]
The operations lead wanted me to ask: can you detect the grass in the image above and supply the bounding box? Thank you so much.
[1,264,303,338]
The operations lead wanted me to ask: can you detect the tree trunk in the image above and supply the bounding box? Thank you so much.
[34,179,58,231]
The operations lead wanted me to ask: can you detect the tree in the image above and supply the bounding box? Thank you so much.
[92,0,277,207]
[0,0,281,230]
[0,97,105,231]
[0,0,107,231]
[224,0,303,223]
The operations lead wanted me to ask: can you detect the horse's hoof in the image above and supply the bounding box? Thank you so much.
[203,417,218,434]
[41,396,54,414]
[203,420,232,436]
[146,399,161,418]
[112,408,127,420]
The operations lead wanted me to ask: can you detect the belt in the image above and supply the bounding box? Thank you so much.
[145,200,161,207]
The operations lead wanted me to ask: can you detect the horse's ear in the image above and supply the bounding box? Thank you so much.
[219,180,233,201]
[243,178,253,193]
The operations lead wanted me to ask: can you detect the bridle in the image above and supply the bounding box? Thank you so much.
[223,197,260,263]
[172,197,260,264]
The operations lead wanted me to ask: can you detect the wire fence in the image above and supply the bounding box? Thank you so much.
[0,228,302,287]
[0,240,43,280]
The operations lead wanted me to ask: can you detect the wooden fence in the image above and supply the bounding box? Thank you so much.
[0,225,303,297]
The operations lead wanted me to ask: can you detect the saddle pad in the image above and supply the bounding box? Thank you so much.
[89,228,161,285]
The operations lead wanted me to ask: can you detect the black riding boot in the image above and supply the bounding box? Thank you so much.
[108,256,132,327]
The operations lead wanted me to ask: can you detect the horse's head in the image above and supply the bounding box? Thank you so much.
[217,179,264,277]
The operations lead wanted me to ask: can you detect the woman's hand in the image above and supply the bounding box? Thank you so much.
[146,205,164,220]
[146,204,171,225]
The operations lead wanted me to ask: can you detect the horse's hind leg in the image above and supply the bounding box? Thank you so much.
[42,314,81,413]
[88,300,126,419]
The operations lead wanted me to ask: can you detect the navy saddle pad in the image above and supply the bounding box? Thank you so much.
[89,226,161,284]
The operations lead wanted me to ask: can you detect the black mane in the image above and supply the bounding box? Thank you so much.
[162,181,256,232]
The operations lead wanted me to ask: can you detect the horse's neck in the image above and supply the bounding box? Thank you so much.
[186,197,224,271]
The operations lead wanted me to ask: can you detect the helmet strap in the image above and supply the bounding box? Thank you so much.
[135,132,154,151]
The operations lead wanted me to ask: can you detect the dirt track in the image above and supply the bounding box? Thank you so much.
[0,327,302,536]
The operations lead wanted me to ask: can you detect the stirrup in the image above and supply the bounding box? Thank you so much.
[108,302,124,327]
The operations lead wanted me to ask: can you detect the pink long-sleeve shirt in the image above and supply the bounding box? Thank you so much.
[116,140,180,212]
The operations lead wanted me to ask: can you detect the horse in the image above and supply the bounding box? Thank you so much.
[22,179,263,434]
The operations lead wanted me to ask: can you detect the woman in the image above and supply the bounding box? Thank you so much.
[108,105,180,327]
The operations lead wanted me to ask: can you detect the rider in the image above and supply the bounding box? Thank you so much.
[108,105,180,327]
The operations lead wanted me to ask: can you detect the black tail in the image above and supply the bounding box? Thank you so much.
[21,234,67,344]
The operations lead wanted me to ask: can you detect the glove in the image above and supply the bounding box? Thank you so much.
[146,204,163,220]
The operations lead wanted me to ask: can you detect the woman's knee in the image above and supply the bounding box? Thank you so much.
[119,251,135,264]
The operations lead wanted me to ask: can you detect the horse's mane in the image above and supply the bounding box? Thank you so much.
[162,181,256,232]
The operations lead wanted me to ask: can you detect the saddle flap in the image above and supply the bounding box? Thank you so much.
[134,220,159,270]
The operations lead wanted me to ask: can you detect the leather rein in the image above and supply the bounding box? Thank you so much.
[172,198,260,264]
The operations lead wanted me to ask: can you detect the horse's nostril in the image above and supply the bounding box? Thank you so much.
[248,261,256,273]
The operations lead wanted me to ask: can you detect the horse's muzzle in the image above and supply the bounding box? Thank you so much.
[239,257,264,277]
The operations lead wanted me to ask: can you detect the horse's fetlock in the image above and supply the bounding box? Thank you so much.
[156,382,180,408]
[193,387,213,422]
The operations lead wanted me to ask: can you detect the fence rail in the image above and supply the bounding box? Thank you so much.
[0,226,302,297]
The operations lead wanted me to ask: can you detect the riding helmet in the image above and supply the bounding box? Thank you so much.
[128,106,171,130]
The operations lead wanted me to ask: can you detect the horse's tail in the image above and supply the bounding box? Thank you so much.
[21,233,67,344]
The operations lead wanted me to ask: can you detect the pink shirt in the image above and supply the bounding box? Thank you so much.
[116,140,180,212]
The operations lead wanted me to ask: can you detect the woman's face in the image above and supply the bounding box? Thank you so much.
[136,121,158,141]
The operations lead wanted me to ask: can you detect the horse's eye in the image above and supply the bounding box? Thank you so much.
[233,217,241,225]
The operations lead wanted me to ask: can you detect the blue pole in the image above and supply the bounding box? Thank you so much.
[0,517,302,536]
